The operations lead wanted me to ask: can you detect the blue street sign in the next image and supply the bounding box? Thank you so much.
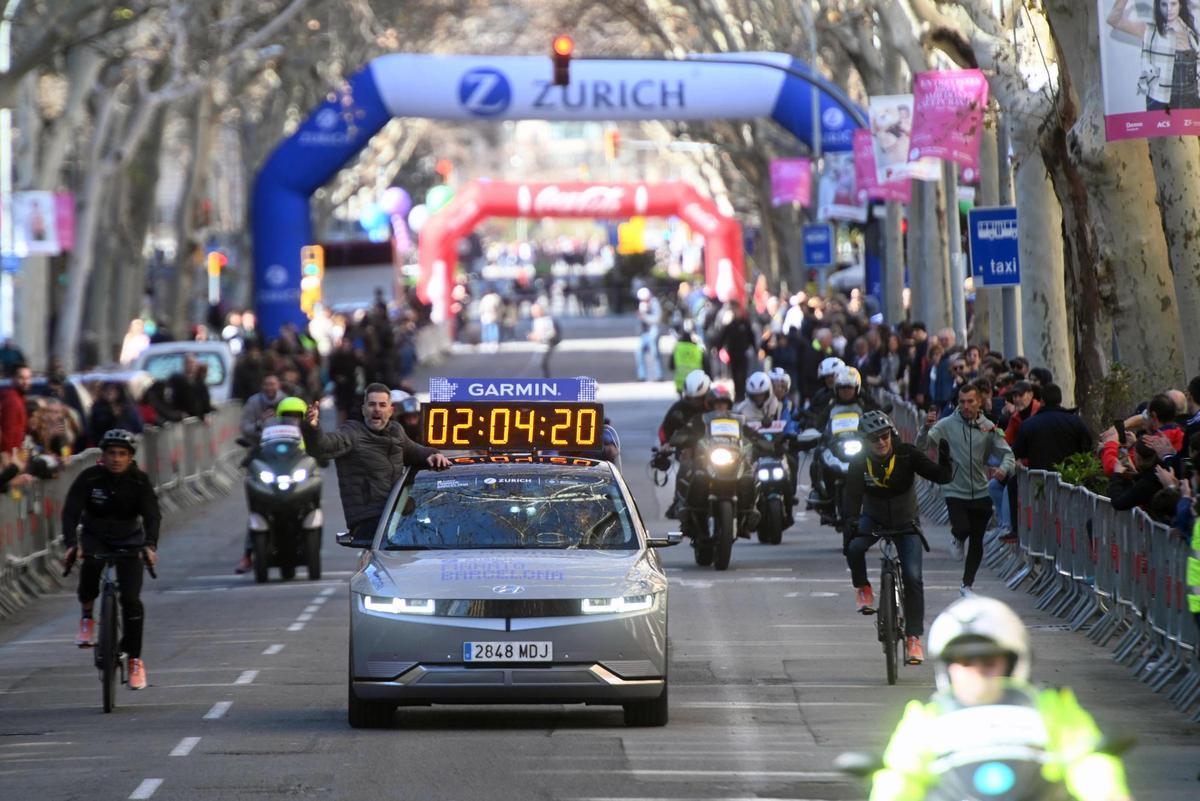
[802,223,834,267]
[430,377,598,403]
[0,255,20,275]
[967,207,1020,287]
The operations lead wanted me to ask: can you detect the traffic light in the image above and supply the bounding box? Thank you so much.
[603,128,620,162]
[552,35,573,86]
[299,244,324,318]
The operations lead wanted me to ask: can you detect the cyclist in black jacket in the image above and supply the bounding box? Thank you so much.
[841,411,952,666]
[63,429,161,691]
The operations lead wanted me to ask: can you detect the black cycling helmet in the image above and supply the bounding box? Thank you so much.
[99,428,137,453]
[859,410,897,441]
[707,385,734,411]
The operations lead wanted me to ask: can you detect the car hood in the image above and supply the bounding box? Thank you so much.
[357,549,661,600]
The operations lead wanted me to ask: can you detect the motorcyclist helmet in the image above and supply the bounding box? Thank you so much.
[928,596,1031,692]
[818,357,845,380]
[276,397,307,419]
[859,410,897,441]
[707,385,734,412]
[834,365,862,392]
[390,389,410,405]
[768,367,791,398]
[746,371,772,409]
[99,428,136,454]
[683,369,712,399]
[399,396,421,415]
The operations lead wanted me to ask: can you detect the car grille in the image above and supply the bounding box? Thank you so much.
[432,598,583,618]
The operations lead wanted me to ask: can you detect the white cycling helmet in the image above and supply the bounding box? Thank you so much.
[746,371,772,407]
[834,365,862,391]
[928,596,1031,692]
[768,367,791,397]
[683,369,712,399]
[818,357,845,379]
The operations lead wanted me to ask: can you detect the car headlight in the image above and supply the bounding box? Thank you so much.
[841,439,863,457]
[258,470,275,484]
[581,594,656,614]
[291,468,308,482]
[362,596,435,616]
[709,447,736,467]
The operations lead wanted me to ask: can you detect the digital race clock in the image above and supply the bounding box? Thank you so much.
[422,401,603,451]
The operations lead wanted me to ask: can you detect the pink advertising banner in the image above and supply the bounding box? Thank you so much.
[853,130,911,204]
[54,192,75,252]
[769,158,811,207]
[909,69,989,181]
[1097,0,1200,141]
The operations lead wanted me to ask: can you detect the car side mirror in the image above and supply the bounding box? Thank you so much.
[336,530,370,549]
[648,531,683,548]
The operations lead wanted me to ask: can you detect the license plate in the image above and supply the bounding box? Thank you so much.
[463,641,553,662]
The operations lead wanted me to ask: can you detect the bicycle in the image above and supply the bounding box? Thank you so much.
[860,526,929,685]
[64,549,156,712]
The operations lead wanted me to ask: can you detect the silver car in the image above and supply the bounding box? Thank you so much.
[342,456,678,728]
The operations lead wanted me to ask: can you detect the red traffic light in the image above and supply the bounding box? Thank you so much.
[552,35,574,57]
[552,35,573,86]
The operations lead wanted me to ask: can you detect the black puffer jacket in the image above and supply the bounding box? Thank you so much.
[303,420,435,526]
[62,464,161,549]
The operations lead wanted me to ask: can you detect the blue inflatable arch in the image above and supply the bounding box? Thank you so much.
[252,52,865,333]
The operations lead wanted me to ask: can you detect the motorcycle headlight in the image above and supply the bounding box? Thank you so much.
[757,467,771,481]
[841,439,863,457]
[771,466,785,480]
[258,470,275,484]
[709,447,736,467]
[291,468,308,482]
[581,594,656,615]
[362,596,435,616]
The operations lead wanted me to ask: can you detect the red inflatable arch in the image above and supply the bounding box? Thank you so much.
[417,181,744,322]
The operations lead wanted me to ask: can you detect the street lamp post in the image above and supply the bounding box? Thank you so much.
[0,0,24,342]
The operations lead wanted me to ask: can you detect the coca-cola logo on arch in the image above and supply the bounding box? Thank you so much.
[518,185,627,216]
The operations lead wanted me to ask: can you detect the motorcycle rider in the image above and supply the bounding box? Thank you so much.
[870,596,1131,801]
[768,367,798,425]
[842,411,953,664]
[658,370,712,520]
[236,397,309,574]
[809,366,880,510]
[391,391,423,443]
[63,429,161,691]
[807,356,846,421]
[734,371,781,428]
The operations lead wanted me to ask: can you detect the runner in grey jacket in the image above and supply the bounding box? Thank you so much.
[915,382,1014,594]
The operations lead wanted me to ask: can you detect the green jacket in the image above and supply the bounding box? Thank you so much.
[915,409,1015,501]
[1188,518,1200,614]
[671,340,706,392]
[871,684,1129,801]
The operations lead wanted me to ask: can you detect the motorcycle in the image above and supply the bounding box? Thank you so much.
[670,412,761,571]
[805,407,864,531]
[244,424,323,583]
[748,419,795,545]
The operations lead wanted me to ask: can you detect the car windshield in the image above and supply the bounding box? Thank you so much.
[383,469,638,550]
[142,352,227,385]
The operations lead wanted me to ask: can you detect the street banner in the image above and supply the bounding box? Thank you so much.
[13,191,60,256]
[909,69,989,181]
[868,94,940,183]
[769,158,812,207]
[817,152,868,223]
[1098,0,1200,140]
[853,129,911,203]
[54,192,75,253]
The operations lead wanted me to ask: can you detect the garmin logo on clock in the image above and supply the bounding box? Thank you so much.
[466,381,562,398]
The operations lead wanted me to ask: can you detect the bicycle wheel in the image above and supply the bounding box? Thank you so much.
[100,587,119,713]
[879,569,900,686]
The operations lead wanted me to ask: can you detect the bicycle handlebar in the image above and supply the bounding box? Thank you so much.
[62,548,158,579]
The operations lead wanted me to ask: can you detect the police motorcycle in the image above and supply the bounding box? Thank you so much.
[736,371,795,546]
[670,387,767,570]
[803,367,867,532]
[244,400,323,582]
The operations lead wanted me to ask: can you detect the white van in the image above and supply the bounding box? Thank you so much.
[133,342,235,405]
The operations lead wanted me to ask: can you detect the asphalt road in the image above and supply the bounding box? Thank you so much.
[1,315,1197,801]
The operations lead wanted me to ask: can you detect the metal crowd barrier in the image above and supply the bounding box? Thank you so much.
[873,387,1200,721]
[0,403,243,622]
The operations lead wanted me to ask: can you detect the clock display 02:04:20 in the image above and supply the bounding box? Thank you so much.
[422,402,601,449]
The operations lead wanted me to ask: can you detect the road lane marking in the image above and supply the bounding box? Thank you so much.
[262,644,285,655]
[203,701,232,720]
[320,587,337,596]
[533,769,843,779]
[312,596,329,605]
[303,605,320,614]
[234,670,258,685]
[169,737,200,757]
[287,622,305,632]
[296,613,314,622]
[129,778,163,799]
